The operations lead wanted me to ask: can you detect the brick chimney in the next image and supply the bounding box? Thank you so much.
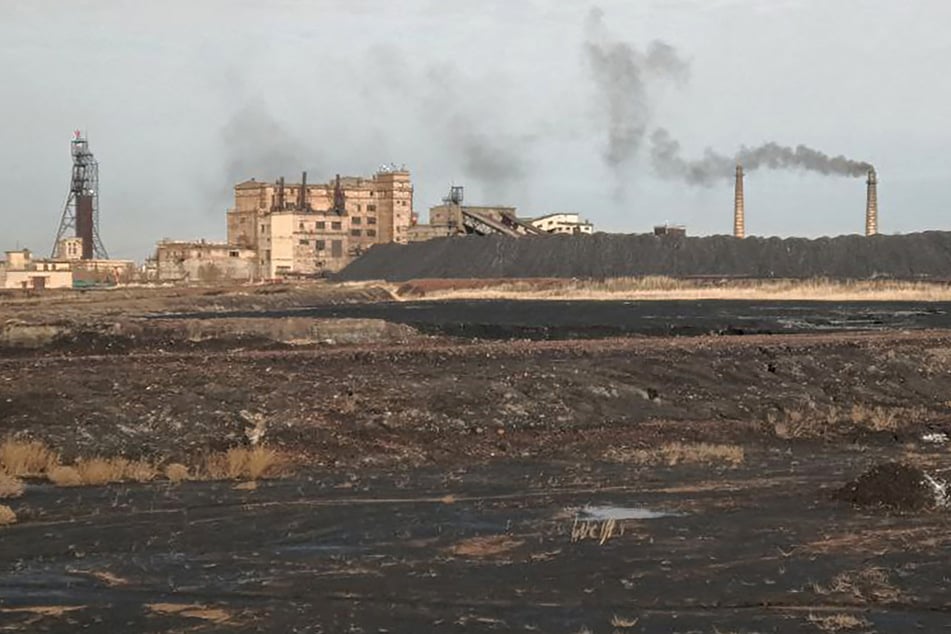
[734,164,745,239]
[865,168,878,237]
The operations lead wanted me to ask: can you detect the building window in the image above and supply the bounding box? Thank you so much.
[351,217,362,225]
[356,204,362,212]
[351,229,361,237]
[331,221,342,230]
[229,250,239,257]
[367,216,376,225]
[315,240,326,251]
[299,239,309,246]
[316,221,326,230]
[366,204,376,212]
[366,229,377,237]
[299,222,305,230]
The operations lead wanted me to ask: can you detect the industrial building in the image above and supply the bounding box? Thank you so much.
[531,213,594,235]
[152,167,414,283]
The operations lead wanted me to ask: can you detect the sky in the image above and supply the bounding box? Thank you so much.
[1,0,949,260]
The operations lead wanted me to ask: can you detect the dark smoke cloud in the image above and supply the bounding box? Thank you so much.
[584,7,689,169]
[220,100,313,186]
[650,128,872,186]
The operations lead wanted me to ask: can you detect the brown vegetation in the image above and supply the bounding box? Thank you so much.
[146,603,233,624]
[395,276,951,302]
[769,403,915,439]
[164,463,189,483]
[201,447,289,481]
[46,466,82,487]
[606,442,745,467]
[449,535,524,557]
[0,474,25,499]
[0,438,58,477]
[813,567,901,604]
[0,504,17,526]
[806,613,872,632]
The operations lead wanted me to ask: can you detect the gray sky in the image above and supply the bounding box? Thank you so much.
[2,0,949,260]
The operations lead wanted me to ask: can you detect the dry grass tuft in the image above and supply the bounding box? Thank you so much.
[0,438,57,477]
[75,458,127,486]
[807,613,871,632]
[202,446,288,481]
[0,474,25,499]
[164,463,189,483]
[814,567,901,604]
[610,615,639,628]
[123,460,159,483]
[850,404,901,432]
[146,603,233,624]
[46,465,82,487]
[571,518,622,545]
[607,442,744,467]
[771,403,912,439]
[449,535,524,557]
[0,504,17,526]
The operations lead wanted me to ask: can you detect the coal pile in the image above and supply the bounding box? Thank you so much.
[838,462,947,511]
[337,232,951,282]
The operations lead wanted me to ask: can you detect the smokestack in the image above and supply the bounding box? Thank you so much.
[276,177,286,210]
[299,171,308,210]
[733,164,745,239]
[865,168,878,237]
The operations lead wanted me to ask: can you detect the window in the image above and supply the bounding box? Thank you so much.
[351,229,362,237]
[315,240,326,251]
[366,204,376,212]
[366,229,377,237]
[331,221,342,230]
[356,204,362,212]
[331,240,343,257]
[351,217,361,225]
[367,216,376,225]
[229,250,239,258]
[299,222,305,230]
[299,239,309,246]
[316,221,326,230]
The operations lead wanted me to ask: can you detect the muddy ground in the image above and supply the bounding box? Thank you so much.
[3,288,951,632]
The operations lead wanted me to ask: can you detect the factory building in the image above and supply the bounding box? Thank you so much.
[531,213,594,235]
[152,167,414,283]
[0,250,73,290]
[227,168,413,278]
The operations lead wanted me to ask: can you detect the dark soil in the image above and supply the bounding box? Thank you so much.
[337,231,951,281]
[838,462,940,511]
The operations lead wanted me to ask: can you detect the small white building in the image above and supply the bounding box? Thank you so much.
[1,250,74,290]
[530,212,594,235]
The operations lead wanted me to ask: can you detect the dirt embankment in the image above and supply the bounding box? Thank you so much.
[337,231,951,282]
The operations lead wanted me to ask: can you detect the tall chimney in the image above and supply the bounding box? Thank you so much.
[734,164,745,239]
[865,168,878,237]
[299,171,308,210]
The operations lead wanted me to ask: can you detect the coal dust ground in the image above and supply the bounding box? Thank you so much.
[3,286,951,632]
[163,298,951,339]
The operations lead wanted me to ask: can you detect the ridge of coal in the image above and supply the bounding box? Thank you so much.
[336,231,951,282]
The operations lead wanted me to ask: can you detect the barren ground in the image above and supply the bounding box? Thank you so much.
[2,285,951,632]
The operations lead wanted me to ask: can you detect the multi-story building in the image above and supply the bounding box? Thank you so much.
[227,168,413,277]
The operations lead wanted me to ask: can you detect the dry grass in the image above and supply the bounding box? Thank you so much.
[807,613,872,632]
[0,474,25,499]
[0,504,17,526]
[449,535,524,557]
[146,603,233,624]
[400,276,951,303]
[75,458,126,486]
[814,567,901,604]
[771,403,912,438]
[607,442,744,467]
[0,438,57,477]
[610,615,639,628]
[202,446,288,481]
[164,463,189,483]
[46,465,82,487]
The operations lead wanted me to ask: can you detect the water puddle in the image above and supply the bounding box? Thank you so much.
[576,505,681,521]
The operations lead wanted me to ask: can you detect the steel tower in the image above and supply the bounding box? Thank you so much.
[51,131,108,259]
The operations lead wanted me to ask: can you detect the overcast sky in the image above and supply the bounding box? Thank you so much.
[1,0,949,260]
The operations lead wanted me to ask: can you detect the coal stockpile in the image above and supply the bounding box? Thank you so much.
[337,231,951,281]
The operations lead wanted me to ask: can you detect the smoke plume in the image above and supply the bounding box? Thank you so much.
[650,128,872,186]
[584,7,689,169]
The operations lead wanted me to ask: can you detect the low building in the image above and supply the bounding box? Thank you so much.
[531,213,594,235]
[1,250,73,290]
[654,224,687,237]
[153,240,257,284]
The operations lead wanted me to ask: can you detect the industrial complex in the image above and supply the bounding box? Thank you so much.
[0,133,883,288]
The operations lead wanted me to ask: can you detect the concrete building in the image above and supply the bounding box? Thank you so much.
[530,213,594,235]
[153,240,256,284]
[0,250,73,290]
[227,169,414,277]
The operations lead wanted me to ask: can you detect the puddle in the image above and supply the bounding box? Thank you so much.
[576,505,681,520]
